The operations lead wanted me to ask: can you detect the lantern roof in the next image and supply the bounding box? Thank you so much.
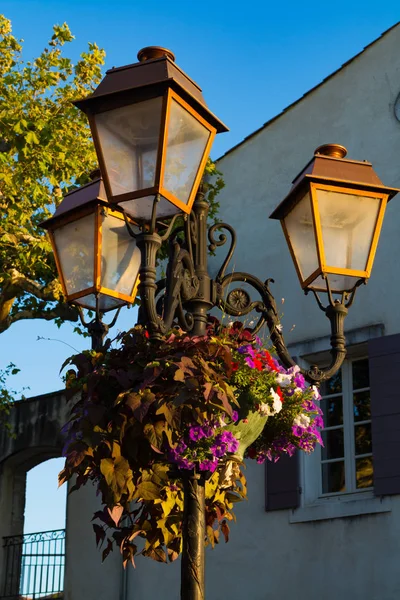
[270,144,400,220]
[40,175,110,230]
[74,46,228,134]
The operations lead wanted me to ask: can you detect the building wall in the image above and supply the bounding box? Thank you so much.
[123,23,400,600]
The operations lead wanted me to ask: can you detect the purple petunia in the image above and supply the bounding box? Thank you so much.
[199,458,218,473]
[294,373,306,390]
[245,356,256,369]
[238,345,255,356]
[292,425,304,437]
[202,425,215,438]
[218,431,239,453]
[188,426,206,442]
[211,441,228,458]
[314,416,324,429]
[176,441,187,454]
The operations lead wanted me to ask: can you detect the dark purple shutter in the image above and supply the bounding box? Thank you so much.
[369,333,400,496]
[265,452,300,510]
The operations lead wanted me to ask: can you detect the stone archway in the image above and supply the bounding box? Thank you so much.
[0,390,69,597]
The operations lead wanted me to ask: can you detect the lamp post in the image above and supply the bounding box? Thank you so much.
[43,46,399,600]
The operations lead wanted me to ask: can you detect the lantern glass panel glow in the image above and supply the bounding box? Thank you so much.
[53,213,95,298]
[77,293,125,312]
[95,97,163,198]
[283,191,319,282]
[317,188,381,271]
[120,194,178,221]
[163,99,211,205]
[100,212,141,297]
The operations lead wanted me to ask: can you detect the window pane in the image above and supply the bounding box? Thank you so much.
[353,391,371,422]
[321,395,343,427]
[322,461,345,494]
[354,424,372,455]
[352,359,369,390]
[356,456,373,489]
[321,370,342,395]
[321,428,344,460]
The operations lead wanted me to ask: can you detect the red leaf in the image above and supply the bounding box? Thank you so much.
[174,369,185,382]
[221,520,230,543]
[107,504,124,527]
[203,382,213,401]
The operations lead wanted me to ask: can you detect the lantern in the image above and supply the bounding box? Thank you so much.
[270,144,399,293]
[74,47,228,222]
[40,177,140,311]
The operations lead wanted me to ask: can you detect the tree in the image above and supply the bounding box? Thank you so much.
[0,15,224,409]
[0,15,105,335]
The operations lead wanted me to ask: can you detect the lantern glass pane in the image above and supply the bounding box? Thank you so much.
[163,99,210,204]
[95,97,163,197]
[310,273,361,293]
[283,191,318,281]
[100,212,140,297]
[53,213,95,296]
[76,293,124,312]
[317,189,381,271]
[120,194,178,221]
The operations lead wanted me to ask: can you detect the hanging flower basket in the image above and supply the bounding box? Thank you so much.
[226,410,269,461]
[60,319,323,566]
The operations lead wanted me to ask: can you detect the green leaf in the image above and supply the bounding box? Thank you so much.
[100,458,115,487]
[25,131,39,144]
[134,481,160,501]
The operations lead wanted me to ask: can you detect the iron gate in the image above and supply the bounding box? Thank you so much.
[1,529,65,599]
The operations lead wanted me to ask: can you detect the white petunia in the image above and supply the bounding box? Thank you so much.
[258,402,272,416]
[293,413,310,428]
[311,385,321,401]
[276,373,292,387]
[258,389,283,417]
[270,388,283,414]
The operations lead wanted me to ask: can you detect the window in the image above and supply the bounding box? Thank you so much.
[320,357,373,496]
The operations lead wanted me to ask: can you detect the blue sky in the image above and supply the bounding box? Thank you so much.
[1,0,399,533]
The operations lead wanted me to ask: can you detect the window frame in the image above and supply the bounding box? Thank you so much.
[287,327,392,523]
[319,356,373,498]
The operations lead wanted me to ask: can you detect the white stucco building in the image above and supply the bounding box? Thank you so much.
[2,21,400,600]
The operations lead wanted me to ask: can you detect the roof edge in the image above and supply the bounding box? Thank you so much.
[216,21,400,163]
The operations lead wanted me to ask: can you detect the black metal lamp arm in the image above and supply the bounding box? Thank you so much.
[126,190,361,383]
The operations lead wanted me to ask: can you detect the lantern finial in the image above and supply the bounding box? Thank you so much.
[137,46,176,63]
[315,143,347,159]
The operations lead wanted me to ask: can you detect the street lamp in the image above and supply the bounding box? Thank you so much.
[74,46,228,224]
[270,143,398,294]
[40,175,141,348]
[67,46,398,600]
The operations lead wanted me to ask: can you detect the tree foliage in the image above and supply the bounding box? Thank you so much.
[0,15,105,335]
